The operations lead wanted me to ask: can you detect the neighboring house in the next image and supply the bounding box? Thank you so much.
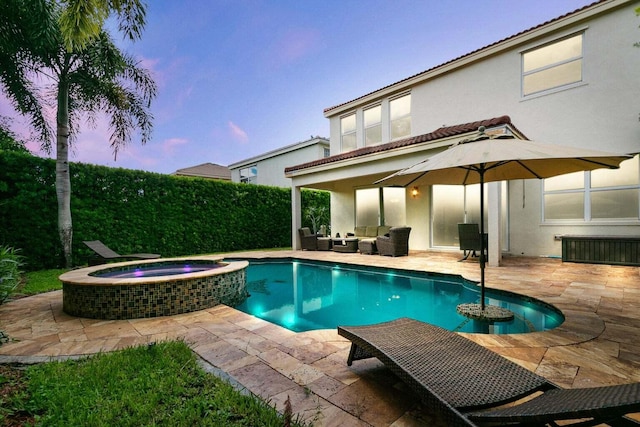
[229,136,329,187]
[172,163,231,180]
[286,0,640,264]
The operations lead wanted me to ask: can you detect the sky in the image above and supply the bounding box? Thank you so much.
[0,0,596,174]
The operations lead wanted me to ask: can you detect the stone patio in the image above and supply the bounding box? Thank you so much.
[1,250,639,426]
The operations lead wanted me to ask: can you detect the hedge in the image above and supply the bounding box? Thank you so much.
[0,151,329,270]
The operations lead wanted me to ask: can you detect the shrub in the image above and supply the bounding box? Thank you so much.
[0,245,23,304]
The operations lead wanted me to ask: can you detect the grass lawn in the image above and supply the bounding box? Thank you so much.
[1,341,304,426]
[1,269,309,427]
[18,269,66,295]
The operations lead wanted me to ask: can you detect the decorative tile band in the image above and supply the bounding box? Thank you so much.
[61,258,248,320]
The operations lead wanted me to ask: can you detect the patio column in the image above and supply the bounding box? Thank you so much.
[487,182,502,267]
[292,186,302,249]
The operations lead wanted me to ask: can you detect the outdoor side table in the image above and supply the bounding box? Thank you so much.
[358,240,377,254]
[317,237,332,251]
[332,238,359,253]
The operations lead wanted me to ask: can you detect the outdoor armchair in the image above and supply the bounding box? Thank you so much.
[457,223,487,262]
[376,226,411,257]
[298,227,319,250]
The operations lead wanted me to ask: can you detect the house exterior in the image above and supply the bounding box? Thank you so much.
[229,136,329,188]
[172,163,231,180]
[286,0,640,264]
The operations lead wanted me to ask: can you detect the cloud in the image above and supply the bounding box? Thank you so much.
[162,137,189,154]
[228,121,248,143]
[269,28,323,68]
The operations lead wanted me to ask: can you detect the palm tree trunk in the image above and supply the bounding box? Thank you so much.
[56,77,72,267]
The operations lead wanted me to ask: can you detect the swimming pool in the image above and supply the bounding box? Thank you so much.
[232,258,564,334]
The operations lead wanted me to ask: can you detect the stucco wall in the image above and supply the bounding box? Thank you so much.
[316,3,640,258]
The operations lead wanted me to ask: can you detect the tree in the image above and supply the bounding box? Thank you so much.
[0,117,30,153]
[59,0,147,51]
[0,1,156,267]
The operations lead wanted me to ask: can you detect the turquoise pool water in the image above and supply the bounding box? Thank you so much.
[232,259,564,334]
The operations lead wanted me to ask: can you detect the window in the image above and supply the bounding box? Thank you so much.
[340,114,356,152]
[390,94,411,140]
[355,187,406,227]
[364,105,382,146]
[323,147,330,157]
[432,183,509,248]
[543,155,640,221]
[522,33,583,96]
[239,166,257,184]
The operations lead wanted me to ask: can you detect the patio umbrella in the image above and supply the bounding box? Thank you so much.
[375,127,632,315]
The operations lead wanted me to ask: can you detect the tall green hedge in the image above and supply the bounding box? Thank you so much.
[0,151,329,270]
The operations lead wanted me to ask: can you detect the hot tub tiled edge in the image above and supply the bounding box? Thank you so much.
[61,257,248,320]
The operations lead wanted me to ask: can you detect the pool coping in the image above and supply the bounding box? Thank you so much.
[59,255,234,285]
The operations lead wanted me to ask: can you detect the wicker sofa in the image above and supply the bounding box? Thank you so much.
[351,225,392,254]
[376,227,412,257]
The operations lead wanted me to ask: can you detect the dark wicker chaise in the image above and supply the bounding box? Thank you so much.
[338,318,640,426]
[376,226,411,257]
[83,240,160,266]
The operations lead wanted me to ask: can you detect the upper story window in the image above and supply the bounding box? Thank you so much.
[240,166,257,184]
[323,147,330,157]
[341,113,357,152]
[364,105,382,146]
[522,33,583,97]
[390,93,411,140]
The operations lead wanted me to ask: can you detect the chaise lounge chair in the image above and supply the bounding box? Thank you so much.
[83,240,161,266]
[338,318,640,426]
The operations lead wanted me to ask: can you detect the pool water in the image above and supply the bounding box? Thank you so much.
[232,259,564,334]
[91,263,222,278]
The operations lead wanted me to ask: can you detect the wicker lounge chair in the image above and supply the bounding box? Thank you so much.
[83,240,160,266]
[338,318,640,426]
[376,226,411,257]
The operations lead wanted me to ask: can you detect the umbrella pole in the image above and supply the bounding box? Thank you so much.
[479,171,486,311]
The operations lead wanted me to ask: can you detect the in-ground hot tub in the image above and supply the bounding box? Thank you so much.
[60,256,248,320]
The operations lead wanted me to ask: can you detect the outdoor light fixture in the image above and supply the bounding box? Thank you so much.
[411,186,419,198]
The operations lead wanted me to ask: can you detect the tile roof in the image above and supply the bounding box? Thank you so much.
[173,162,231,180]
[323,0,605,115]
[285,116,525,174]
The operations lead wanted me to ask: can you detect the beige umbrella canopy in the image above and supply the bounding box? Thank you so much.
[376,128,632,315]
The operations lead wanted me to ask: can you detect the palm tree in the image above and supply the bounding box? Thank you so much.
[0,1,156,267]
[59,0,147,51]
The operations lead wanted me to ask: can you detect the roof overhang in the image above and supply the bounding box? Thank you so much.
[287,119,525,190]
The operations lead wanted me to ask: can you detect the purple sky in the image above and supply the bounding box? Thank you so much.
[1,0,594,174]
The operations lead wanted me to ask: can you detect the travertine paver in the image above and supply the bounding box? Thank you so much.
[1,250,640,425]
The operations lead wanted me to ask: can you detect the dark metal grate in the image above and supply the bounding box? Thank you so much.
[562,235,640,267]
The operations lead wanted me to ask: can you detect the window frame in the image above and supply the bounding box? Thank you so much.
[239,165,257,184]
[363,104,382,146]
[521,32,585,98]
[389,93,411,141]
[340,113,357,153]
[542,155,640,224]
